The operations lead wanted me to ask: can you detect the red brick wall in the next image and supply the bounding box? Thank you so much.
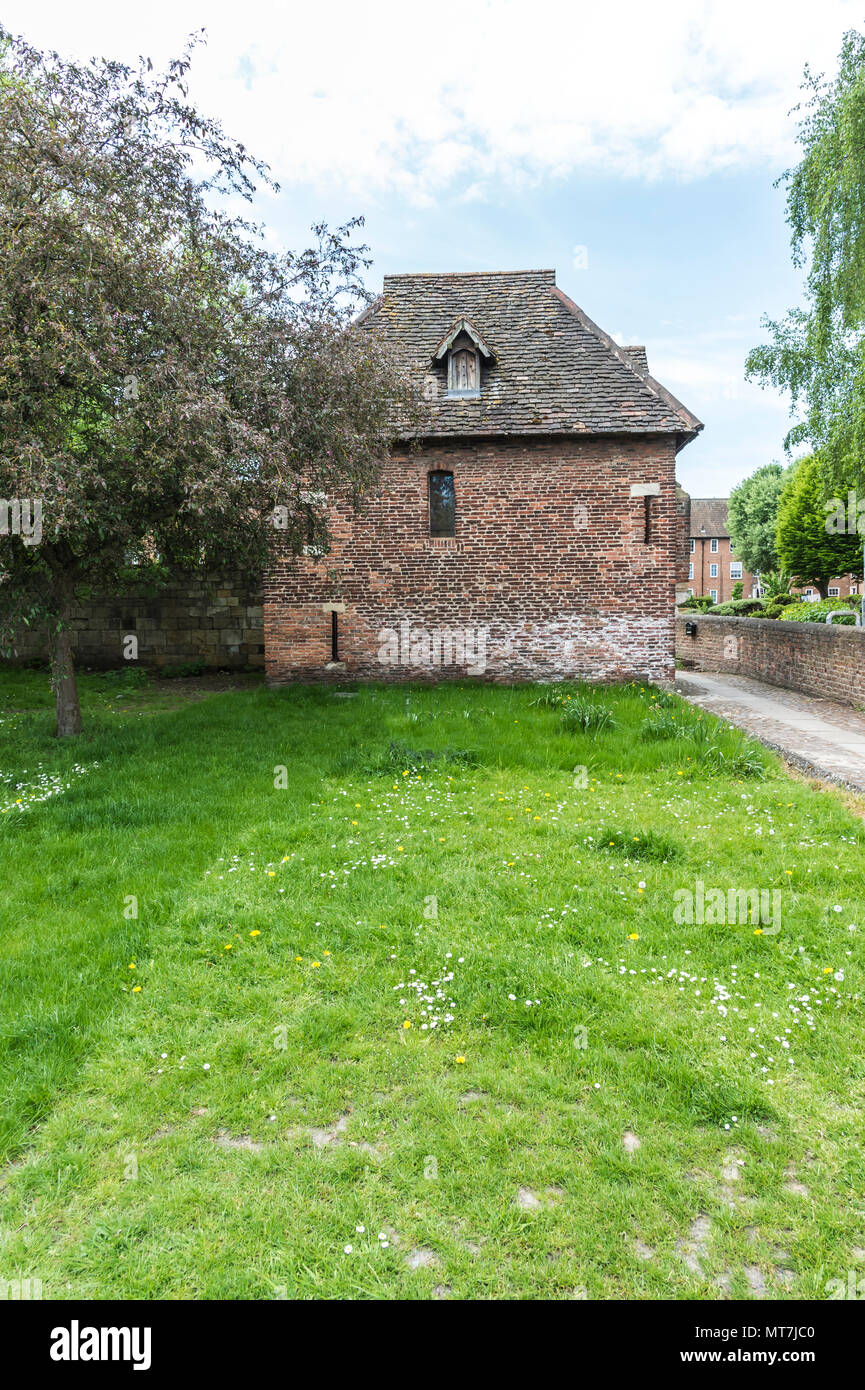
[676,614,865,707]
[266,435,679,684]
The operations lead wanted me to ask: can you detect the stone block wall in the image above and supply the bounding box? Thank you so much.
[5,570,263,670]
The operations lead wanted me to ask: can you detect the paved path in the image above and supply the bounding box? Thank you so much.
[675,671,865,793]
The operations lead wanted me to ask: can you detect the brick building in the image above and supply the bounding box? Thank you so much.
[687,498,755,603]
[686,496,860,604]
[265,270,702,684]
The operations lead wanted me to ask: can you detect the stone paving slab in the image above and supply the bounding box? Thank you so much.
[675,671,865,794]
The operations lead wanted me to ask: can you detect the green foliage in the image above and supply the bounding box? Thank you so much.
[759,570,795,601]
[745,30,865,485]
[0,30,414,735]
[595,826,681,861]
[776,456,862,594]
[706,598,765,616]
[529,684,579,709]
[97,667,148,689]
[350,739,479,776]
[638,705,767,778]
[159,661,208,679]
[677,593,715,612]
[560,697,616,735]
[728,462,793,576]
[762,597,798,620]
[731,580,744,600]
[779,597,859,624]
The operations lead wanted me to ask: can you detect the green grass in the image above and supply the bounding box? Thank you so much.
[0,672,863,1300]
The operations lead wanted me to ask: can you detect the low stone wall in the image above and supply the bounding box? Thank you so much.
[676,614,865,707]
[5,571,263,670]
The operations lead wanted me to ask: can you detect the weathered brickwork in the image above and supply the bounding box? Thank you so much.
[266,435,680,684]
[6,570,263,670]
[676,614,865,708]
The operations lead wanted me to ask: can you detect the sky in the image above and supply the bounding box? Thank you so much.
[6,0,863,496]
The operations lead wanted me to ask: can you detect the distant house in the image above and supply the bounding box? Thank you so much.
[686,497,860,604]
[687,498,754,603]
[266,269,702,684]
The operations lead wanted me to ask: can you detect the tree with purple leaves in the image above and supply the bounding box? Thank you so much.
[0,29,414,735]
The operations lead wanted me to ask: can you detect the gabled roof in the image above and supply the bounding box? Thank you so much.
[689,498,730,539]
[432,317,495,361]
[356,269,702,448]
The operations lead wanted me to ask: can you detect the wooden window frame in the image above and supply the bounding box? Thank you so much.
[447,348,481,398]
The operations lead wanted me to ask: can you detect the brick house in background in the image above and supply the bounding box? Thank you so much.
[265,270,702,684]
[688,498,755,603]
[686,496,860,604]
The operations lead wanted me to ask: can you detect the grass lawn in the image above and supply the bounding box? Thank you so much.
[0,670,863,1300]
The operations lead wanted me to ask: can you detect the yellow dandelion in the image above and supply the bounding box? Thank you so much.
[311,960,321,968]
[132,985,142,993]
[403,1020,412,1029]
[249,930,261,937]
[627,933,639,941]
[456,1056,466,1064]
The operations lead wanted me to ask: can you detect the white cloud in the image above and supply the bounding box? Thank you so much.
[6,0,863,202]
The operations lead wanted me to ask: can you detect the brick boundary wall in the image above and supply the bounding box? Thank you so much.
[676,614,865,707]
[3,571,263,670]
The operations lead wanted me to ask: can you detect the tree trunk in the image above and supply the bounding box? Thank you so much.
[817,579,830,600]
[51,622,82,738]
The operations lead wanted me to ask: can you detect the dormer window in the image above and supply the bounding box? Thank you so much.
[449,346,478,395]
[432,316,494,400]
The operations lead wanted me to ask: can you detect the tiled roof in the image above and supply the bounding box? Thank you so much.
[356,269,702,447]
[689,498,730,539]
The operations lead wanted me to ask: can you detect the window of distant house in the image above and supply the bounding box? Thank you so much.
[689,539,695,553]
[710,563,718,578]
[448,347,480,397]
[688,562,694,579]
[730,562,742,579]
[709,589,718,602]
[429,471,455,537]
[829,586,840,597]
[710,538,718,553]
